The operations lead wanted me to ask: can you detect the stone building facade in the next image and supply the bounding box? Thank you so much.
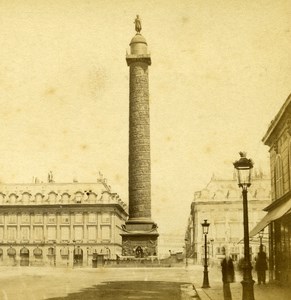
[251,93,291,283]
[185,174,271,265]
[0,176,127,267]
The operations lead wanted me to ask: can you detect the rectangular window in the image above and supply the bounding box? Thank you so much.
[48,214,56,224]
[61,226,70,241]
[101,213,110,223]
[215,223,226,238]
[21,227,30,241]
[34,226,43,240]
[88,226,97,241]
[101,225,111,240]
[0,215,4,224]
[8,214,17,224]
[88,213,97,223]
[0,227,4,240]
[21,214,30,224]
[7,227,17,241]
[75,213,83,223]
[47,226,56,241]
[74,226,83,240]
[61,214,70,224]
[34,214,43,224]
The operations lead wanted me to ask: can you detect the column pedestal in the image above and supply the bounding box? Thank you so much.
[121,220,158,257]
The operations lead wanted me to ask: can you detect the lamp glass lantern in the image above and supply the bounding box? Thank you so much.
[233,152,254,188]
[201,219,210,235]
[259,229,264,239]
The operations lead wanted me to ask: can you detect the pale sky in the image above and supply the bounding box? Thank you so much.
[0,1,290,252]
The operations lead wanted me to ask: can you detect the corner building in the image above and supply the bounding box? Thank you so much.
[252,93,291,283]
[185,174,271,265]
[0,178,127,267]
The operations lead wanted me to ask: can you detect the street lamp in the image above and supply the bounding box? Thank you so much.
[105,247,111,264]
[259,229,264,248]
[184,238,188,267]
[201,219,210,288]
[53,241,56,267]
[233,151,255,300]
[73,240,76,268]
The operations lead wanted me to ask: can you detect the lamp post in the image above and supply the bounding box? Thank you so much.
[185,238,188,267]
[105,247,111,265]
[201,219,210,288]
[67,243,69,267]
[233,151,255,300]
[53,241,56,267]
[259,229,264,248]
[73,240,76,268]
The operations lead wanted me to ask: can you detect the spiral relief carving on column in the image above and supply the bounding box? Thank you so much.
[121,22,158,258]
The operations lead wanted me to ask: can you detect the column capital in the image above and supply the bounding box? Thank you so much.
[126,55,151,66]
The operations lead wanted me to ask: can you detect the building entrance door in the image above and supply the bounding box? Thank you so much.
[20,247,29,266]
[74,247,83,267]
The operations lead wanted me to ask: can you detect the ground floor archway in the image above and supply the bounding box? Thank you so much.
[74,246,83,267]
[20,247,30,266]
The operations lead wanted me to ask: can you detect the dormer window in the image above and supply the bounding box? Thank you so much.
[75,191,83,203]
[48,191,58,203]
[61,193,70,203]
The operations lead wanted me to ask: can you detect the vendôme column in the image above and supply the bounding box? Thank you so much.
[121,16,159,258]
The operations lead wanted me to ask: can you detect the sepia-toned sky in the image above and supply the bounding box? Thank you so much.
[0,0,290,252]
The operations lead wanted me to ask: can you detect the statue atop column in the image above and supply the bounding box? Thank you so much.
[134,15,142,33]
[48,171,54,183]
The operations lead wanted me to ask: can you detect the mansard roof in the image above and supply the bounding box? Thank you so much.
[193,175,271,203]
[262,93,291,146]
[0,181,127,211]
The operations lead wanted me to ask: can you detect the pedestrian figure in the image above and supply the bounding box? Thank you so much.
[221,254,235,300]
[255,245,268,284]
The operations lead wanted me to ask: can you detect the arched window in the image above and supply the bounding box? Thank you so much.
[275,155,283,198]
[33,247,42,258]
[7,247,16,256]
[47,247,55,256]
[60,247,69,257]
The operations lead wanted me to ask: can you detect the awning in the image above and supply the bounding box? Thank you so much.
[249,198,291,237]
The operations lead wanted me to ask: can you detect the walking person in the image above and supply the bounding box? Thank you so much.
[221,253,235,300]
[255,245,268,284]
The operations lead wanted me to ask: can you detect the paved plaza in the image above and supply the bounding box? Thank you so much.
[0,265,290,300]
[0,266,196,300]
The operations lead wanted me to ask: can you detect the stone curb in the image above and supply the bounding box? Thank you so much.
[195,288,212,300]
[180,284,200,299]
